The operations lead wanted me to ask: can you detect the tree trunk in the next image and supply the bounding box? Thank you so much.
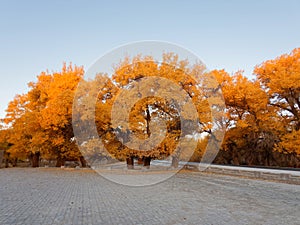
[5,152,10,168]
[12,158,18,167]
[137,157,144,165]
[142,107,152,169]
[126,157,134,169]
[56,156,65,167]
[5,158,9,168]
[79,156,87,168]
[32,152,40,168]
[0,150,3,168]
[146,107,151,137]
[171,156,179,168]
[263,150,271,167]
[143,157,151,169]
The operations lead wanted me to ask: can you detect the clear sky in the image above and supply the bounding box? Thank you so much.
[1,0,300,119]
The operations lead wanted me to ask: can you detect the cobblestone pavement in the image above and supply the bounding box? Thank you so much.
[0,168,299,225]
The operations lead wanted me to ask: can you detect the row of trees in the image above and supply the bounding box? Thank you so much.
[0,48,300,168]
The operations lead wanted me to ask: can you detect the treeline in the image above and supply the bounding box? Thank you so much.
[0,49,300,168]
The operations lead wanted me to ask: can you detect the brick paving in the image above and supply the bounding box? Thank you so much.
[0,168,299,225]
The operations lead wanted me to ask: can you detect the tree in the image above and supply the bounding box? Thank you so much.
[81,53,223,168]
[3,63,85,167]
[3,94,37,166]
[211,48,300,167]
[213,70,282,166]
[255,48,300,161]
[0,125,13,167]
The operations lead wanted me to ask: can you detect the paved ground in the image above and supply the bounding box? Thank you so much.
[0,168,299,225]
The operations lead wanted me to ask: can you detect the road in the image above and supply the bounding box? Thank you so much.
[0,168,299,225]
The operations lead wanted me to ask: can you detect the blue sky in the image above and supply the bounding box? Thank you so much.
[1,0,300,118]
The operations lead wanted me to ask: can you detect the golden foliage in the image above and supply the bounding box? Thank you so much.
[2,48,300,168]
